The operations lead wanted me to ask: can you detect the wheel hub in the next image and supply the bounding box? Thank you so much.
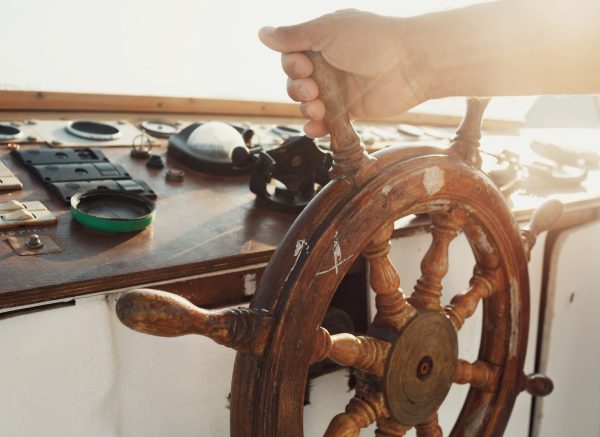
[383,311,458,425]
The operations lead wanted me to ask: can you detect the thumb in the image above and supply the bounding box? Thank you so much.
[258,19,323,53]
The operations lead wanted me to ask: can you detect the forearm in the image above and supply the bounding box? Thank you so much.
[397,0,600,99]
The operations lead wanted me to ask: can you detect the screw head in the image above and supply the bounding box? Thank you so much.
[26,234,44,249]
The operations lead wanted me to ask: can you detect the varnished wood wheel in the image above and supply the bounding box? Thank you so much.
[116,54,558,436]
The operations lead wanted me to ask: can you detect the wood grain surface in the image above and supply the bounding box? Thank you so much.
[0,90,523,130]
[0,145,294,309]
[1,123,599,311]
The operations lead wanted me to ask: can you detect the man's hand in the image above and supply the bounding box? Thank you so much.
[259,10,426,137]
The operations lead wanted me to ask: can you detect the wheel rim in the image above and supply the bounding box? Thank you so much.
[231,150,529,437]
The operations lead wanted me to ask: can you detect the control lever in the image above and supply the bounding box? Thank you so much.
[232,136,332,213]
[530,139,599,169]
[484,149,588,193]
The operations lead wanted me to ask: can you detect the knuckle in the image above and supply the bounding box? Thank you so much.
[286,79,303,100]
[282,53,312,78]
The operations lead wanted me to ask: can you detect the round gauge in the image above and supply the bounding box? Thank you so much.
[66,120,122,141]
[186,121,246,163]
[141,120,180,138]
[0,123,23,141]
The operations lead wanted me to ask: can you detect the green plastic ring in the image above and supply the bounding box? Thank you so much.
[70,189,156,233]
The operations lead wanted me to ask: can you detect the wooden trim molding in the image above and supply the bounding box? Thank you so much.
[0,90,300,117]
[0,90,521,130]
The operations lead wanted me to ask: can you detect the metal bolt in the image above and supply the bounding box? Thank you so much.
[166,169,185,182]
[146,154,165,169]
[291,155,303,167]
[26,234,44,249]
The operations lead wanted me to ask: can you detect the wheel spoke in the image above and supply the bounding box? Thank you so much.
[462,222,500,270]
[375,417,412,436]
[450,97,489,168]
[363,223,415,331]
[310,328,390,377]
[409,210,465,311]
[324,390,387,437]
[455,359,500,392]
[415,413,442,437]
[444,269,498,330]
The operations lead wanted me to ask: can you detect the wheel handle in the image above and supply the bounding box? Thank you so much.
[306,51,372,184]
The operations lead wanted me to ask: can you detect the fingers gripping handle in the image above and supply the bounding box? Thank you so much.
[306,51,370,180]
[306,52,359,148]
[116,289,272,355]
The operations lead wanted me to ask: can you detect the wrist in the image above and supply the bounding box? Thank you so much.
[393,1,532,100]
[392,11,465,103]
[389,16,437,105]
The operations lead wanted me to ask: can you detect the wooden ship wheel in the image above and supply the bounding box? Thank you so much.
[116,54,560,436]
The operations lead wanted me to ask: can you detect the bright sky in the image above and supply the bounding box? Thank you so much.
[1,0,535,119]
[1,0,481,98]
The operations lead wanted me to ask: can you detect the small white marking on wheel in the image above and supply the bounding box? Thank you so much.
[476,230,494,254]
[294,239,308,256]
[315,232,354,277]
[423,167,444,196]
[316,255,353,277]
[285,239,309,283]
[242,273,257,296]
[332,231,342,275]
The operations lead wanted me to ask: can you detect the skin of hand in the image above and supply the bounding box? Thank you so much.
[258,10,427,137]
[259,1,600,138]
